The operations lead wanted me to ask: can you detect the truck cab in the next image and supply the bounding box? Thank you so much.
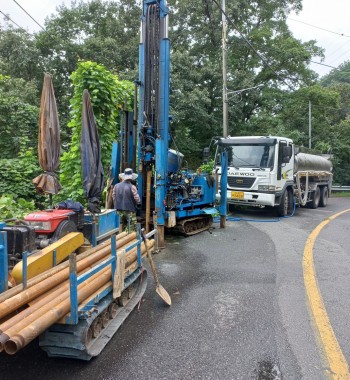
[215,136,295,216]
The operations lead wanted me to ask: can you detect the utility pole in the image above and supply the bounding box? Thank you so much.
[309,100,312,149]
[221,0,228,137]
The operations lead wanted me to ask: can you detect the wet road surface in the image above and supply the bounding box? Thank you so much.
[0,197,350,380]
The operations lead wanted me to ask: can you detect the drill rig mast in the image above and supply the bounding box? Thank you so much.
[138,0,170,246]
[137,0,217,247]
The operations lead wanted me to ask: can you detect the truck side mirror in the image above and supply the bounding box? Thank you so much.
[202,147,210,163]
[283,145,292,163]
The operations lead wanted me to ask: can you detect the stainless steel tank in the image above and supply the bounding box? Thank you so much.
[294,153,332,173]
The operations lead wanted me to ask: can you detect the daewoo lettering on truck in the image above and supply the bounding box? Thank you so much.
[213,136,333,216]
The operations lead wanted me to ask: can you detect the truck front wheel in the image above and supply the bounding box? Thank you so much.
[309,187,320,209]
[276,189,293,217]
[319,186,329,207]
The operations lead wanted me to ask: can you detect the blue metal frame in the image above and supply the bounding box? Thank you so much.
[137,0,218,233]
[219,150,228,218]
[136,224,142,267]
[67,227,154,325]
[69,254,79,324]
[156,4,170,229]
[119,111,136,173]
[22,252,28,289]
[111,234,117,277]
[155,139,166,226]
[84,210,119,247]
[68,252,116,325]
[138,0,169,227]
[111,141,120,187]
[0,222,8,293]
[137,26,145,205]
[127,112,135,169]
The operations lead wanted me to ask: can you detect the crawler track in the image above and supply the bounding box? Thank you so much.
[39,269,147,360]
[176,215,213,236]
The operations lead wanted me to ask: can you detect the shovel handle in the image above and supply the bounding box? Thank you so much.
[141,230,159,287]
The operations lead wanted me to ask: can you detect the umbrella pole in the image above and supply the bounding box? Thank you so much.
[49,194,53,209]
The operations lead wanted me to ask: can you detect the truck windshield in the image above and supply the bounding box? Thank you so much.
[218,144,275,169]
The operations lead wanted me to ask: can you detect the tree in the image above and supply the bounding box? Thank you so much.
[0,75,39,159]
[33,0,140,133]
[0,151,42,206]
[59,61,133,204]
[168,0,323,162]
[316,61,350,184]
[1,0,348,186]
[0,27,44,86]
[320,61,350,86]
[330,116,350,184]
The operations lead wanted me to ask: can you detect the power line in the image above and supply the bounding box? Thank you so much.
[327,47,350,66]
[311,104,350,112]
[288,18,350,39]
[0,9,28,33]
[211,0,298,91]
[9,1,69,54]
[287,18,350,71]
[212,1,276,74]
[291,103,350,113]
[311,61,337,69]
[311,60,350,76]
[325,39,350,61]
[211,2,349,80]
[12,0,45,32]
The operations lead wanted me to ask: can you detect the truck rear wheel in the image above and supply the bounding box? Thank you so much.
[309,187,320,209]
[319,186,329,207]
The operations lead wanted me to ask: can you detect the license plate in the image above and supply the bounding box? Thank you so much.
[231,191,244,199]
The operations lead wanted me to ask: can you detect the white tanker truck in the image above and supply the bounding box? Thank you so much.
[214,136,333,216]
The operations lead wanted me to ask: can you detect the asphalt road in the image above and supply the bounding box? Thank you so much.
[1,197,350,380]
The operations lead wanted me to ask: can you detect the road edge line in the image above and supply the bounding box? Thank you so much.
[303,209,350,379]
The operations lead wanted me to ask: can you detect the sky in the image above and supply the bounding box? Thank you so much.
[0,0,349,78]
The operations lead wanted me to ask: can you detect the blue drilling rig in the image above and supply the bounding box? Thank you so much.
[125,0,218,246]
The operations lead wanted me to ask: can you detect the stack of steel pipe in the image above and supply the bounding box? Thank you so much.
[0,232,154,355]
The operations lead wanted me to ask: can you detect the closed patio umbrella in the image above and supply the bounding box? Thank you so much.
[33,74,61,206]
[80,89,104,213]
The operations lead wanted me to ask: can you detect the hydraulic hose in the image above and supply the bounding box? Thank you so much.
[213,198,296,223]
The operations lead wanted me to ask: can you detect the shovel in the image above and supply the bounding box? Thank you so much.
[141,230,171,306]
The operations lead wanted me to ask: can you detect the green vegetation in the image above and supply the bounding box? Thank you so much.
[199,160,215,174]
[0,194,35,220]
[59,61,133,204]
[0,0,349,215]
[0,75,39,159]
[331,192,350,198]
[0,151,45,207]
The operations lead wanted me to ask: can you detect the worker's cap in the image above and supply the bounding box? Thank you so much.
[120,168,138,180]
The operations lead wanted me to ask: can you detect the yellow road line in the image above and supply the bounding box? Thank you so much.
[303,209,350,379]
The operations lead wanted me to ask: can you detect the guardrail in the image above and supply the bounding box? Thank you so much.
[332,186,350,193]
